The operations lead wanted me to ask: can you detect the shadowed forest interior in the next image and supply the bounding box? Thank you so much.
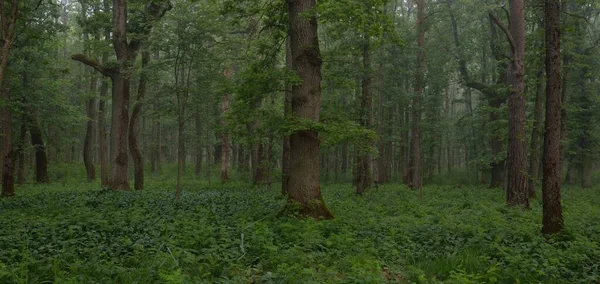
[1,0,600,282]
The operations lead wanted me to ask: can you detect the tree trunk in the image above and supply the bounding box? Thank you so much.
[176,122,183,200]
[16,123,26,185]
[408,0,425,193]
[542,0,563,234]
[581,156,592,188]
[285,0,333,219]
[98,46,110,187]
[129,51,149,190]
[0,0,18,198]
[84,69,98,182]
[109,74,131,190]
[528,70,545,197]
[356,43,373,194]
[282,37,292,195]
[221,92,231,183]
[195,111,203,175]
[505,0,529,208]
[29,116,48,183]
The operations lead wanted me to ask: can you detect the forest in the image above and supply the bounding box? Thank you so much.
[0,0,599,282]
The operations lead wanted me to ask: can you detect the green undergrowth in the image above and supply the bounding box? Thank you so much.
[1,181,599,283]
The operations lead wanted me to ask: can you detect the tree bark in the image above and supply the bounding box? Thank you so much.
[542,0,564,234]
[528,70,545,197]
[0,0,19,198]
[195,111,203,175]
[84,69,98,182]
[29,116,48,183]
[282,37,292,195]
[356,42,373,194]
[408,0,425,193]
[221,71,231,183]
[505,0,529,207]
[16,123,25,185]
[129,51,149,190]
[285,0,333,219]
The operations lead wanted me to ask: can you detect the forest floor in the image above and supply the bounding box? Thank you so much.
[1,175,600,283]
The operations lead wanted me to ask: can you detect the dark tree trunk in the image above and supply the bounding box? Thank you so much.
[98,44,110,187]
[408,0,425,193]
[505,0,529,207]
[16,123,26,185]
[128,51,149,190]
[284,0,333,219]
[195,111,203,175]
[282,37,292,195]
[29,116,48,183]
[356,43,373,194]
[84,69,98,182]
[528,70,545,197]
[542,0,564,235]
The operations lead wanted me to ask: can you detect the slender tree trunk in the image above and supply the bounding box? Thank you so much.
[356,43,373,194]
[16,123,26,185]
[282,37,292,195]
[408,0,425,194]
[221,92,231,183]
[528,70,545,197]
[505,0,529,207]
[84,69,98,182]
[98,46,110,187]
[176,122,183,200]
[129,51,149,190]
[285,0,333,219]
[195,111,203,175]
[542,0,563,234]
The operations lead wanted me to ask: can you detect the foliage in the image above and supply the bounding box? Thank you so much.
[1,173,599,283]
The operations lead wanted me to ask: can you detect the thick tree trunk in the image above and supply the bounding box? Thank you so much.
[528,70,545,197]
[285,0,333,219]
[542,0,564,234]
[29,116,48,183]
[84,69,98,182]
[408,0,425,193]
[129,51,149,190]
[109,74,131,190]
[356,43,373,194]
[505,0,529,207]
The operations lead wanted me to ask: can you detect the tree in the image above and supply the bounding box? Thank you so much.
[128,51,149,190]
[72,0,170,190]
[408,0,425,193]
[284,0,333,219]
[490,0,529,207]
[0,0,20,198]
[541,0,563,235]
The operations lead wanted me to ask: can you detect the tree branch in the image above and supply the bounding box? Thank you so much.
[71,54,114,77]
[488,12,515,56]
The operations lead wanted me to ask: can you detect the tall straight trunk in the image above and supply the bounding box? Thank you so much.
[129,51,149,190]
[108,74,131,190]
[285,0,333,219]
[542,0,563,234]
[195,111,203,175]
[356,43,373,194]
[221,93,231,183]
[282,37,292,195]
[408,0,425,193]
[528,70,545,197]
[0,0,19,198]
[505,0,529,207]
[16,124,26,185]
[84,69,98,182]
[29,116,48,183]
[98,43,110,187]
[581,156,592,188]
[176,122,183,200]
